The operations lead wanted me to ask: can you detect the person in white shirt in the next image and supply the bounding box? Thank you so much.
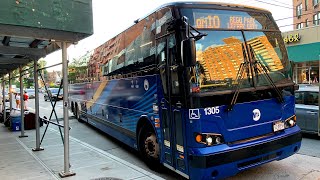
[15,93,21,109]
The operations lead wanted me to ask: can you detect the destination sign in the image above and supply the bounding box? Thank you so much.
[194,13,261,30]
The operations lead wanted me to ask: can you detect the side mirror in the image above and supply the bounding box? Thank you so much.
[181,38,196,67]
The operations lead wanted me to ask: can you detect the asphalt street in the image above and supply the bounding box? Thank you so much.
[8,95,320,179]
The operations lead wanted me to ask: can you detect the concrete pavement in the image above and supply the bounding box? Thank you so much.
[0,123,164,180]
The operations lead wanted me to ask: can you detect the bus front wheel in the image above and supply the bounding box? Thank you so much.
[138,124,160,170]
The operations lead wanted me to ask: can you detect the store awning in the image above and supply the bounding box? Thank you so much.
[286,42,320,63]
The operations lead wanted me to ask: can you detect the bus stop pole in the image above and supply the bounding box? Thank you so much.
[32,58,44,151]
[19,66,27,138]
[59,41,75,178]
[9,72,12,110]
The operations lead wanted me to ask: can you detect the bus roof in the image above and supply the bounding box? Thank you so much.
[131,1,272,25]
[155,1,271,14]
[92,1,272,55]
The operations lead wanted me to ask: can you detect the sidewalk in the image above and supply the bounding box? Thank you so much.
[0,124,163,180]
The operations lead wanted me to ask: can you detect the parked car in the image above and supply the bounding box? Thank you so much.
[25,89,36,99]
[295,84,319,135]
[44,88,63,101]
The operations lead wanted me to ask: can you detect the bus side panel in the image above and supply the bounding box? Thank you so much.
[69,83,88,102]
[85,75,159,149]
[69,82,90,119]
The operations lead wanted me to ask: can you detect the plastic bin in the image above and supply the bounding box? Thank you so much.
[10,116,21,131]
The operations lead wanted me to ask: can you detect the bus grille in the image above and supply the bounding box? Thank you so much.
[237,153,277,170]
[228,133,274,146]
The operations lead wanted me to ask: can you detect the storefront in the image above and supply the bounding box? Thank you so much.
[282,26,320,84]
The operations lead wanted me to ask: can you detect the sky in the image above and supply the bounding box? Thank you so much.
[45,0,294,71]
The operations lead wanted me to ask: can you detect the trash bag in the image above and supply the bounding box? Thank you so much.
[10,109,21,117]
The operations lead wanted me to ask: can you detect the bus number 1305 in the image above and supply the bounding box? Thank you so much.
[204,107,220,115]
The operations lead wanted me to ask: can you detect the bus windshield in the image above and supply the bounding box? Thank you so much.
[181,8,292,93]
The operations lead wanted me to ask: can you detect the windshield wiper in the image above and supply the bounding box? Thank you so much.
[227,44,251,111]
[248,45,284,103]
[181,16,207,41]
[189,25,207,41]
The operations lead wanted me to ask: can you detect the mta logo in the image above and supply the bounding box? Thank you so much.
[252,109,261,121]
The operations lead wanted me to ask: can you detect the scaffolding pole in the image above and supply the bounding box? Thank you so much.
[59,42,75,177]
[9,72,12,110]
[19,66,27,138]
[32,58,44,152]
[2,78,5,121]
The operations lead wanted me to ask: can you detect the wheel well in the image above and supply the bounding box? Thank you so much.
[71,101,74,112]
[75,102,78,112]
[136,117,154,149]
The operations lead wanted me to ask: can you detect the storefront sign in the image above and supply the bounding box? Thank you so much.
[283,33,300,44]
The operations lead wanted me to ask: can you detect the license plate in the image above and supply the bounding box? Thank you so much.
[273,121,285,132]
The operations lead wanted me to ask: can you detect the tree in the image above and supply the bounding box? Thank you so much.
[11,58,49,89]
[69,51,92,83]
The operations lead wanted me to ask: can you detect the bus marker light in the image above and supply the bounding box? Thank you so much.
[195,134,202,143]
[179,155,184,159]
[176,144,184,153]
[164,140,170,147]
[155,118,160,123]
[155,123,160,128]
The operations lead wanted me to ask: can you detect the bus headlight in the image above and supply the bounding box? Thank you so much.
[195,133,224,146]
[285,115,296,128]
[206,136,213,145]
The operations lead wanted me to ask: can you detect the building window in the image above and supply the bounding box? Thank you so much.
[306,19,309,27]
[296,22,304,29]
[296,4,303,17]
[294,61,319,84]
[305,0,308,10]
[313,0,319,6]
[313,13,320,25]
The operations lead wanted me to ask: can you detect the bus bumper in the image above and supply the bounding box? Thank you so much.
[188,126,302,180]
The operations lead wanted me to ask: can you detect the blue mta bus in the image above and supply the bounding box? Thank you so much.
[69,2,302,179]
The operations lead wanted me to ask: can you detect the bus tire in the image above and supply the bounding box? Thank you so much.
[71,102,74,114]
[138,124,161,171]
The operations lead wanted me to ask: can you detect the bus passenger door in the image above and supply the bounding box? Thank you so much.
[157,34,189,177]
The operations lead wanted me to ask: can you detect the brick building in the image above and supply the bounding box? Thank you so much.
[293,0,320,29]
[282,0,320,84]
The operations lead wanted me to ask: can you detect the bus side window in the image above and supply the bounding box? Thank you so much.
[156,7,173,37]
[158,43,167,95]
[168,36,179,95]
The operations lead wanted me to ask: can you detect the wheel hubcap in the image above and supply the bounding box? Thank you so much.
[144,133,159,159]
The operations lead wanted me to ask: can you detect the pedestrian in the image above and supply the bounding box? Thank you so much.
[15,93,20,109]
[23,91,29,110]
